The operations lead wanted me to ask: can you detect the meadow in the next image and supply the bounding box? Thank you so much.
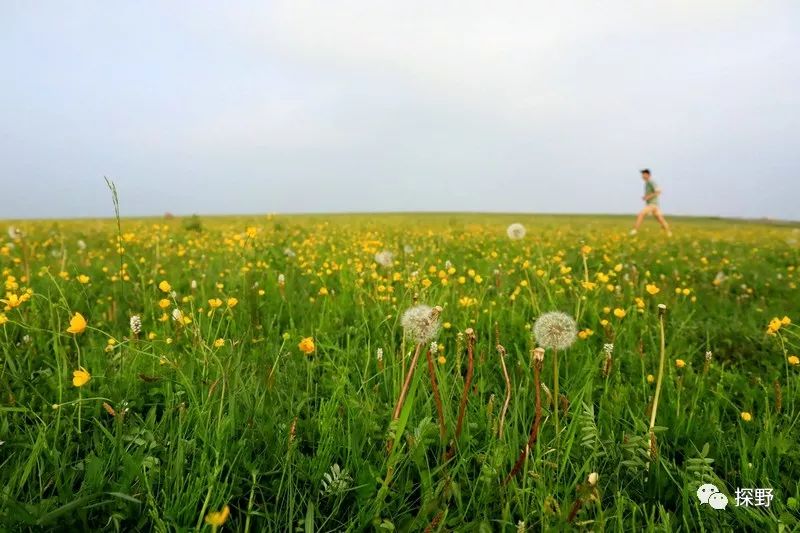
[1,213,799,531]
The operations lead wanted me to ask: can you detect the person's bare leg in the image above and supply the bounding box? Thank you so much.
[654,208,672,235]
[631,207,649,234]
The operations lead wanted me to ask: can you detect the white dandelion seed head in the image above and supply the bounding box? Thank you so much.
[533,311,577,350]
[506,223,526,240]
[401,304,442,344]
[283,247,296,258]
[445,260,452,270]
[7,226,23,240]
[374,250,394,267]
[77,239,87,251]
[403,244,414,254]
[130,315,142,334]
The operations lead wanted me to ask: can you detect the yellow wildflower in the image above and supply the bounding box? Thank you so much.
[66,312,87,334]
[205,505,230,527]
[613,308,626,318]
[675,359,686,369]
[158,280,171,293]
[72,367,91,387]
[645,284,660,295]
[298,337,315,354]
[740,411,752,422]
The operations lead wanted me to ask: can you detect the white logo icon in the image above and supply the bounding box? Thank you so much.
[697,483,728,509]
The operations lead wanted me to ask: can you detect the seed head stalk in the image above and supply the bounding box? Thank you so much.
[497,344,511,437]
[552,348,560,454]
[649,305,668,432]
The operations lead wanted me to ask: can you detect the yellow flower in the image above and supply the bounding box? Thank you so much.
[0,313,7,325]
[788,355,799,366]
[781,316,792,326]
[740,411,752,422]
[1,293,24,310]
[613,308,626,318]
[646,374,655,384]
[66,312,87,334]
[578,328,594,339]
[581,281,597,290]
[645,284,660,295]
[158,298,171,309]
[77,274,90,284]
[158,280,172,293]
[208,298,223,309]
[318,287,329,296]
[675,359,686,369]
[437,355,446,365]
[213,338,225,348]
[581,245,592,255]
[298,337,315,354]
[458,296,477,307]
[227,297,239,308]
[767,317,784,335]
[205,505,230,527]
[72,367,91,387]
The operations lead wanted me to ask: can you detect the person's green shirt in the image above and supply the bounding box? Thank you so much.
[645,180,658,205]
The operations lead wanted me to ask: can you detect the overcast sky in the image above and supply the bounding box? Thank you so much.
[2,2,798,220]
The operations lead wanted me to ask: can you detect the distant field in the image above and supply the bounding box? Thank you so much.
[1,214,798,531]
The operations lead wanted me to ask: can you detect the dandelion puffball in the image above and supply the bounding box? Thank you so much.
[401,304,442,344]
[533,311,577,350]
[506,223,526,240]
[374,250,394,267]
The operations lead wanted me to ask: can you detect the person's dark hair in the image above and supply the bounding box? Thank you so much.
[640,168,651,175]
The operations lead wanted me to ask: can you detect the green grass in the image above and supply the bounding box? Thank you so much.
[1,214,799,531]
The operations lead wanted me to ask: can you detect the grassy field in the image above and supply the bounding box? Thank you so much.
[1,213,799,531]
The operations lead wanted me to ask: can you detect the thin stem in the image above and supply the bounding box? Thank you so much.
[425,349,446,441]
[392,342,423,421]
[553,348,560,453]
[649,310,667,431]
[454,329,475,442]
[505,354,542,484]
[497,344,511,437]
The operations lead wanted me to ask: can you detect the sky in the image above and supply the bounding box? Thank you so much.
[2,1,799,220]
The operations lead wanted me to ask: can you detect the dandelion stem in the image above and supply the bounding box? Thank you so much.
[505,352,542,484]
[553,348,560,454]
[454,329,475,442]
[425,348,446,442]
[649,307,667,432]
[497,344,511,437]
[392,342,423,421]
